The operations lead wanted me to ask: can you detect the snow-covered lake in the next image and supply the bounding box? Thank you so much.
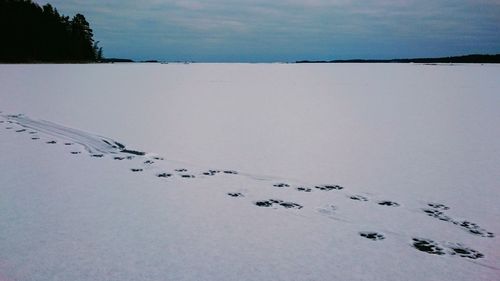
[1,63,499,281]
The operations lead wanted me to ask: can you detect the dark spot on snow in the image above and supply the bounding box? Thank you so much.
[121,149,145,156]
[181,174,195,178]
[223,170,238,174]
[114,156,125,160]
[64,143,73,145]
[350,195,368,201]
[175,169,187,172]
[126,156,134,160]
[144,160,154,164]
[297,187,312,192]
[227,192,244,197]
[71,151,81,154]
[15,129,26,132]
[5,127,13,129]
[359,232,385,241]
[153,156,164,160]
[412,238,445,255]
[91,154,104,158]
[157,173,172,178]
[29,131,37,134]
[378,201,399,207]
[31,137,39,140]
[273,183,290,188]
[46,140,56,144]
[131,168,143,172]
[315,185,344,191]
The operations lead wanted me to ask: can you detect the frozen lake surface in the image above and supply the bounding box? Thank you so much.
[0,63,499,280]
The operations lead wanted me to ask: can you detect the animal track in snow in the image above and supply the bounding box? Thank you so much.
[157,173,172,178]
[447,243,484,259]
[411,238,484,259]
[202,170,220,176]
[227,192,244,197]
[377,201,399,207]
[349,195,368,201]
[315,185,343,191]
[3,112,495,259]
[422,203,494,238]
[254,199,303,209]
[359,232,385,241]
[412,238,445,255]
[427,203,449,210]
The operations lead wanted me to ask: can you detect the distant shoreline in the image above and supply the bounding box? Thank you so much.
[1,53,499,64]
[296,54,500,64]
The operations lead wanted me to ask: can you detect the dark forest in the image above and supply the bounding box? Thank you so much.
[0,0,102,62]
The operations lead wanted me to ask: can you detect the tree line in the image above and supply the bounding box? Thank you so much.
[0,0,102,62]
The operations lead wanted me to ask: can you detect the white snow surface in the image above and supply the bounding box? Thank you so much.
[0,63,499,281]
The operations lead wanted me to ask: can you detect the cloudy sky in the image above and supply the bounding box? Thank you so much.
[37,0,500,62]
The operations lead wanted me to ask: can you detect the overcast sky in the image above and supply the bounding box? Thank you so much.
[37,0,500,62]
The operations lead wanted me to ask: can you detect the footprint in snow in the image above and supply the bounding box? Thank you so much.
[412,238,445,255]
[223,170,238,174]
[91,154,104,158]
[349,195,368,201]
[377,201,399,207]
[131,168,143,172]
[203,170,220,176]
[15,129,26,132]
[359,232,385,241]
[296,187,312,192]
[422,204,494,238]
[315,185,344,191]
[175,168,187,172]
[71,151,81,155]
[254,199,303,209]
[227,192,244,197]
[412,238,484,259]
[46,140,57,144]
[273,183,290,188]
[180,174,195,178]
[427,202,449,210]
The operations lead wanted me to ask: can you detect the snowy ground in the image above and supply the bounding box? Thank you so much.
[0,63,499,281]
